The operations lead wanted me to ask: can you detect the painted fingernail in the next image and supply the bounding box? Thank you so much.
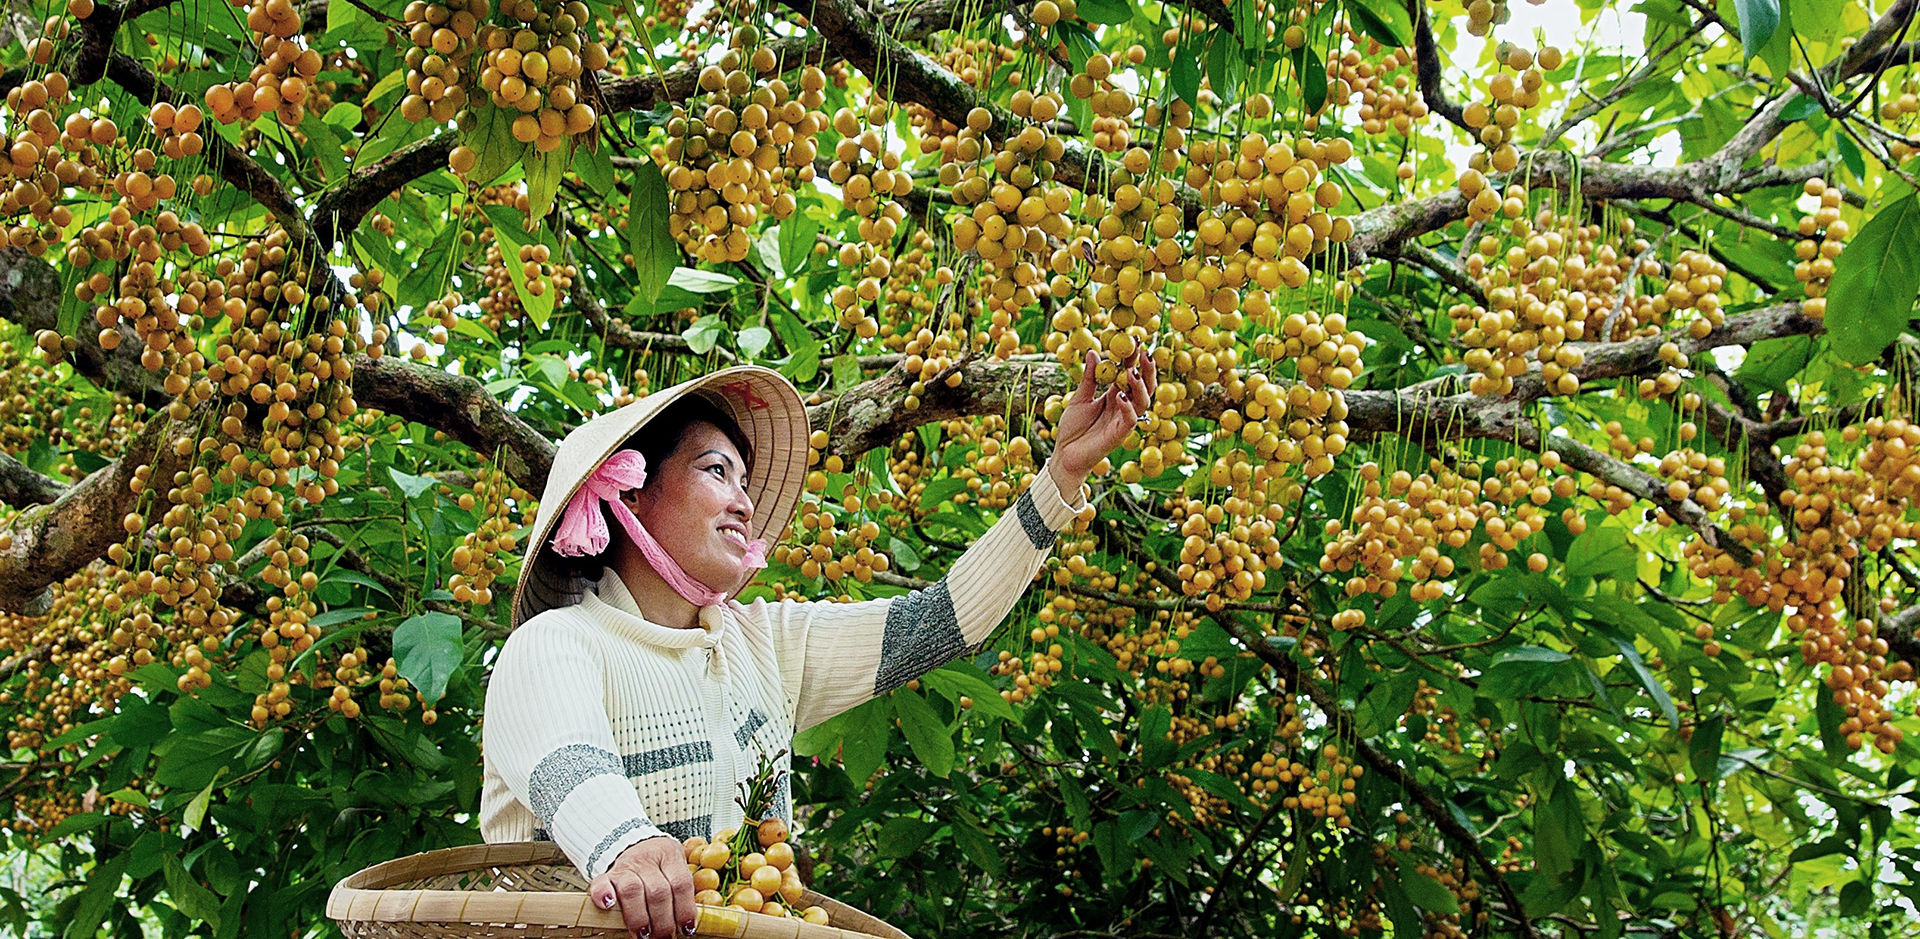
[599,893,615,910]
[683,921,697,935]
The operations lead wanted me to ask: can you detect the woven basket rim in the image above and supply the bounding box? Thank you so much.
[327,841,908,939]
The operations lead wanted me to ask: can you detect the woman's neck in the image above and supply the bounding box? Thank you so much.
[609,545,702,629]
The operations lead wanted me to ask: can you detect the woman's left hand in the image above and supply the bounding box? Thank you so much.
[1050,346,1158,485]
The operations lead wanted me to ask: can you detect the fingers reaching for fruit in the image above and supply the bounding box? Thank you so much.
[1051,346,1159,484]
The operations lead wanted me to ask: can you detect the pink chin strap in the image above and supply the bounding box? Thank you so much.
[549,449,769,608]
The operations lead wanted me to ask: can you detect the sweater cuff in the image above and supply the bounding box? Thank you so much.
[1026,461,1088,532]
[583,818,668,879]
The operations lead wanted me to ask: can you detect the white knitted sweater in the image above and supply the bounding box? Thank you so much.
[479,461,1088,879]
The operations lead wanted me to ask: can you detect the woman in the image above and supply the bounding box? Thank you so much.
[481,348,1155,939]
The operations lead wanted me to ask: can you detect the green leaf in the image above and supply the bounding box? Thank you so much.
[918,476,970,510]
[163,854,223,928]
[387,466,436,499]
[777,213,820,277]
[573,140,613,194]
[1207,35,1245,106]
[1838,880,1873,917]
[1401,869,1461,914]
[1757,0,1794,78]
[1689,715,1725,784]
[1566,527,1636,580]
[1301,43,1328,113]
[1780,94,1821,122]
[920,665,1016,721]
[523,145,566,222]
[396,214,463,309]
[1733,0,1781,61]
[104,788,150,808]
[1735,335,1812,392]
[483,204,558,327]
[1344,0,1409,47]
[64,851,128,939]
[876,817,935,857]
[885,536,921,572]
[1611,638,1679,730]
[1827,192,1920,364]
[181,772,220,835]
[832,353,862,392]
[892,688,954,778]
[392,611,463,703]
[681,317,726,355]
[792,708,848,758]
[1491,646,1570,667]
[1171,47,1202,105]
[458,102,524,186]
[628,162,679,306]
[300,111,349,186]
[839,697,890,783]
[1075,0,1131,26]
[951,812,1004,876]
[737,326,773,358]
[325,0,365,33]
[324,101,362,129]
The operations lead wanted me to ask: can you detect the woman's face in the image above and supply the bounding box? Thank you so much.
[621,421,756,590]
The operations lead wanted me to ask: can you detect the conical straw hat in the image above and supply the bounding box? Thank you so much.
[511,364,808,629]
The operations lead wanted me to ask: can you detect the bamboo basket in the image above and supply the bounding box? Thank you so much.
[327,842,910,939]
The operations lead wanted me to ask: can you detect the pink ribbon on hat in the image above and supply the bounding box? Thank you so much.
[550,450,768,608]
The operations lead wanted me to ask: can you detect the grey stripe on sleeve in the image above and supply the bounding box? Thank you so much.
[659,816,713,841]
[874,578,965,694]
[528,744,625,829]
[1013,488,1057,551]
[624,741,714,777]
[735,709,768,749]
[588,818,654,874]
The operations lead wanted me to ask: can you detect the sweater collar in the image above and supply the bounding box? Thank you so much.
[584,569,732,675]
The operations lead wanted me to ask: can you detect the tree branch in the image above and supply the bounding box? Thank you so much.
[0,453,67,508]
[1409,0,1468,132]
[0,408,202,612]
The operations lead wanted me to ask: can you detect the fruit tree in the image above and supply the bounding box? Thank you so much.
[2,0,1920,936]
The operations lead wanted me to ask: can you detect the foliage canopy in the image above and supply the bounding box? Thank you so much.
[1,0,1920,937]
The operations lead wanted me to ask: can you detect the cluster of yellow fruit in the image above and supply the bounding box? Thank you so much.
[399,0,485,125]
[2,72,89,256]
[204,1,323,127]
[1457,220,1590,396]
[1679,423,1912,753]
[1335,26,1424,142]
[325,640,376,719]
[1793,177,1849,319]
[655,37,825,263]
[1070,49,1147,153]
[448,467,526,605]
[681,819,828,923]
[474,0,610,152]
[1458,42,1559,195]
[1881,79,1920,160]
[777,439,897,584]
[1285,743,1363,826]
[1464,0,1517,37]
[1321,453,1574,604]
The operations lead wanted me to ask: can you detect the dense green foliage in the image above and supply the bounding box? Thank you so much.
[2,0,1920,937]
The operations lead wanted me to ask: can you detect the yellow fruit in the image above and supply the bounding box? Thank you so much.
[750,864,782,895]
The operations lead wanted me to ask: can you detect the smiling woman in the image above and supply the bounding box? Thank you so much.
[479,357,1153,939]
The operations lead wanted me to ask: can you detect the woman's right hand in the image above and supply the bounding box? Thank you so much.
[590,834,696,939]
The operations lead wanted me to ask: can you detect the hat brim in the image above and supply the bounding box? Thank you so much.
[510,365,808,629]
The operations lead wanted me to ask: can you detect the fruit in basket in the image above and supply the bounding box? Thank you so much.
[680,824,826,924]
